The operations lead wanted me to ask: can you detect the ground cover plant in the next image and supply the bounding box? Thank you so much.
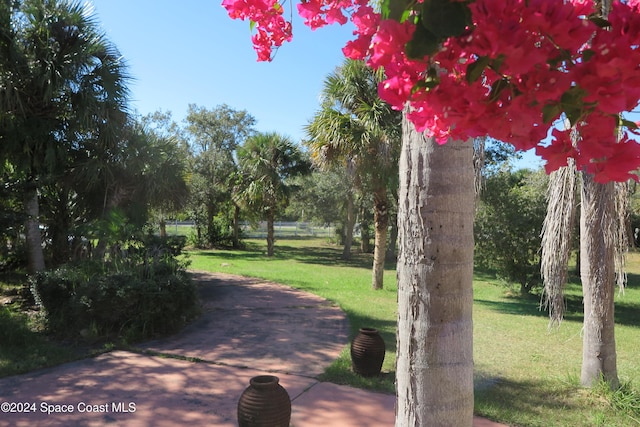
[29,236,199,343]
[0,235,199,377]
[0,274,83,377]
[188,237,640,427]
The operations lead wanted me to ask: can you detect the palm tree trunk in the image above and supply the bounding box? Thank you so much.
[360,204,372,253]
[580,173,619,388]
[24,185,45,274]
[342,189,355,260]
[372,186,388,290]
[396,112,474,426]
[266,209,275,257]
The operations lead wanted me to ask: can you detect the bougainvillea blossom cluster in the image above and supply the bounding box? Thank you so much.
[221,0,293,60]
[222,0,640,182]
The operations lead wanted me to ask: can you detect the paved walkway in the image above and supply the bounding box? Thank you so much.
[0,271,508,426]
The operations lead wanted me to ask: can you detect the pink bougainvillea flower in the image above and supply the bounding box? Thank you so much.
[224,0,640,181]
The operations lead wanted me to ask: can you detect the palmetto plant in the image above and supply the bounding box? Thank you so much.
[306,58,401,289]
[236,132,309,256]
[0,0,130,272]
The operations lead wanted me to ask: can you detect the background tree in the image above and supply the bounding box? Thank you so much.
[236,132,309,256]
[285,166,354,235]
[184,104,255,247]
[475,168,548,294]
[0,0,130,272]
[139,111,191,237]
[0,164,27,270]
[306,58,401,289]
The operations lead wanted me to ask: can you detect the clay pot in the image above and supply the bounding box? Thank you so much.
[237,375,291,427]
[350,327,386,377]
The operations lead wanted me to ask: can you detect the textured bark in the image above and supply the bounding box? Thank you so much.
[267,209,275,257]
[360,206,372,253]
[159,220,167,238]
[342,189,355,260]
[372,186,389,290]
[24,186,45,274]
[580,174,619,388]
[395,113,475,427]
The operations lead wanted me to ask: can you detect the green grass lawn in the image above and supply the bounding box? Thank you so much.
[1,236,639,426]
[188,237,640,427]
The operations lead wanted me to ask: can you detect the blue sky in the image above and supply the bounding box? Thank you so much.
[88,0,543,169]
[89,0,355,143]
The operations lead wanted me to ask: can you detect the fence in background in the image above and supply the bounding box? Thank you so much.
[166,221,334,239]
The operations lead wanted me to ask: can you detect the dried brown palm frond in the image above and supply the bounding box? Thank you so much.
[614,181,631,293]
[540,159,577,328]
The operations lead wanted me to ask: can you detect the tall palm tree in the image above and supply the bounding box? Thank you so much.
[306,58,401,290]
[236,132,309,256]
[541,163,626,389]
[395,112,475,425]
[540,0,627,390]
[0,0,129,272]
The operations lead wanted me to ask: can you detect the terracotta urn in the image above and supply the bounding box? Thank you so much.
[350,327,386,377]
[237,375,291,427]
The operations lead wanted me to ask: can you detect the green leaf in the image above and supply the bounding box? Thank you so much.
[400,9,413,23]
[406,19,439,59]
[620,118,638,130]
[547,49,572,68]
[488,78,510,102]
[380,0,391,20]
[383,0,413,21]
[582,48,595,62]
[559,86,587,126]
[542,103,562,124]
[490,55,506,73]
[587,13,611,29]
[421,0,471,39]
[466,56,490,84]
[412,67,441,92]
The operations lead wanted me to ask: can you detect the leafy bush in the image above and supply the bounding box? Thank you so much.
[30,247,199,342]
[138,235,187,257]
[474,168,548,294]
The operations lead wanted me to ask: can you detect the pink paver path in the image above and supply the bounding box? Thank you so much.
[0,271,508,426]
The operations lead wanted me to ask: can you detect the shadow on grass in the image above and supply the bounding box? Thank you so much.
[475,294,547,318]
[562,295,640,328]
[474,372,581,425]
[625,272,640,289]
[474,270,640,328]
[475,294,640,328]
[193,238,393,271]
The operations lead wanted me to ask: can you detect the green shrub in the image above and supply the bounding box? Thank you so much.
[30,254,199,342]
[474,168,548,294]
